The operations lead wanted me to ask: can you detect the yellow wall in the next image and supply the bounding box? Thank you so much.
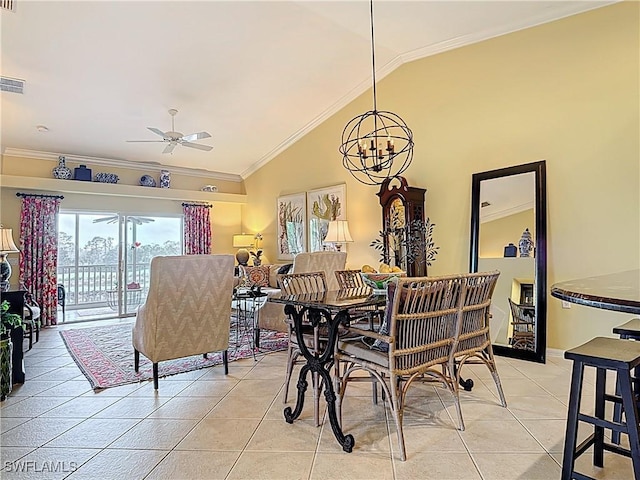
[243,3,640,350]
[480,209,535,258]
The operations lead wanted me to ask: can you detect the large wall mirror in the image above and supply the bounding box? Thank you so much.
[470,160,547,363]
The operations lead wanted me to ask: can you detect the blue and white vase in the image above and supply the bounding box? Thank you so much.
[159,169,171,188]
[519,228,534,257]
[139,175,156,187]
[52,156,72,180]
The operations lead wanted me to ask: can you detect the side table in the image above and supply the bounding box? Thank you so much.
[232,288,268,356]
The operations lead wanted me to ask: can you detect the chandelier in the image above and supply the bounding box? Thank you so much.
[339,0,414,186]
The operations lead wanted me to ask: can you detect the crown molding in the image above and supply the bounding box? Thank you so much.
[2,148,243,183]
[480,201,534,224]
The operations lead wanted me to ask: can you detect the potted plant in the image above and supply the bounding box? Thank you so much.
[1,300,23,400]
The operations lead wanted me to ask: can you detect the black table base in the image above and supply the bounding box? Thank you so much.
[283,304,355,453]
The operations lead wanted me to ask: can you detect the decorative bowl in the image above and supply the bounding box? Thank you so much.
[360,272,405,294]
[139,175,156,187]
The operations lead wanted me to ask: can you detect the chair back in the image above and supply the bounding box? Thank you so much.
[508,298,534,332]
[335,269,367,290]
[132,254,235,363]
[292,252,346,291]
[278,271,327,296]
[387,276,464,376]
[453,271,501,359]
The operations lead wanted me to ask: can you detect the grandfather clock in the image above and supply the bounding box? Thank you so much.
[377,176,427,276]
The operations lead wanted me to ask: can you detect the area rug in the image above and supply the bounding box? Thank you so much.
[60,322,288,389]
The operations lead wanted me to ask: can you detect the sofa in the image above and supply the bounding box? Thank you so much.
[237,252,347,333]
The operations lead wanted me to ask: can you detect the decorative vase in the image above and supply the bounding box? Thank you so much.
[0,338,12,401]
[159,170,171,188]
[519,228,533,257]
[73,164,92,181]
[52,156,72,180]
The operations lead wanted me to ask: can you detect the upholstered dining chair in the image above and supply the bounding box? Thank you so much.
[507,297,535,351]
[278,270,327,426]
[132,254,235,389]
[334,271,503,461]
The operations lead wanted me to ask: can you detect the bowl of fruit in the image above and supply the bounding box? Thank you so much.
[360,264,405,294]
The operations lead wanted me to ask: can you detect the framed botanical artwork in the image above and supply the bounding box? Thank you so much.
[307,183,346,252]
[276,192,307,260]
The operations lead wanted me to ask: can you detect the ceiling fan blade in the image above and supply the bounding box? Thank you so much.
[147,127,167,138]
[182,131,211,142]
[182,141,213,151]
[93,216,118,223]
[163,142,177,154]
[126,140,165,143]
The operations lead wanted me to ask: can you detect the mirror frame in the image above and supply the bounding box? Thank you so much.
[469,160,547,363]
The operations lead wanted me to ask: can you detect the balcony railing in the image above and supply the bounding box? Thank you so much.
[57,264,150,309]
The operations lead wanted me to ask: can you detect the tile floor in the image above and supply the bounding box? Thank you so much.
[0,321,635,480]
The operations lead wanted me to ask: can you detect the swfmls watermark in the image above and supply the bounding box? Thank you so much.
[3,460,78,473]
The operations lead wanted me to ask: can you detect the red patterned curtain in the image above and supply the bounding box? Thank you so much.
[182,203,212,255]
[18,194,62,326]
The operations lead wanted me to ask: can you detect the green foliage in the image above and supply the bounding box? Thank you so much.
[1,300,23,338]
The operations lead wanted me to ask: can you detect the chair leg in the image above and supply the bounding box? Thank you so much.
[153,363,159,390]
[484,346,507,407]
[223,350,228,375]
[283,347,299,404]
[561,360,584,480]
[618,366,640,475]
[388,373,407,461]
[134,349,140,372]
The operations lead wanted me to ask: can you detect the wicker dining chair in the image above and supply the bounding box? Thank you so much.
[334,269,383,330]
[453,272,506,406]
[507,298,535,351]
[334,271,503,461]
[278,271,328,427]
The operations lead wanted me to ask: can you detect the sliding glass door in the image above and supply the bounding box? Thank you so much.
[58,212,183,320]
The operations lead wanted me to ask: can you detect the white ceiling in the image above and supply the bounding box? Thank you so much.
[1,1,615,180]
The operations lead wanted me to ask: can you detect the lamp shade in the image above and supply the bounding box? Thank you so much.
[0,227,19,254]
[232,234,255,248]
[324,220,353,244]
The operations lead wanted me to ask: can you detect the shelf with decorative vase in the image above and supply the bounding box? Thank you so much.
[0,175,247,204]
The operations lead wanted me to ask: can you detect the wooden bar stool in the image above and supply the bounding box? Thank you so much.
[562,337,640,480]
[612,318,640,444]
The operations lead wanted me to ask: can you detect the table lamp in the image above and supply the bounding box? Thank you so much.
[324,220,353,252]
[0,226,20,292]
[232,234,255,266]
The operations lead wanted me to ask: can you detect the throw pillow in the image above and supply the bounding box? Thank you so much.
[277,263,293,275]
[240,265,270,288]
[371,282,396,352]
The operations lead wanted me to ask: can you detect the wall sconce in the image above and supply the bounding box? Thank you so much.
[324,220,353,252]
[0,226,20,292]
[232,233,255,266]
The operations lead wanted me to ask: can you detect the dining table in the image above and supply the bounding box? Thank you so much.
[550,269,640,314]
[269,287,387,453]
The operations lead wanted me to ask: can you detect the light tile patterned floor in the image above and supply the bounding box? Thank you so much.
[0,322,634,479]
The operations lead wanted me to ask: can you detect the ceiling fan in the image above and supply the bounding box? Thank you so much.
[127,109,213,154]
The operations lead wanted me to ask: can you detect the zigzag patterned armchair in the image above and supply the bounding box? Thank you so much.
[132,254,235,389]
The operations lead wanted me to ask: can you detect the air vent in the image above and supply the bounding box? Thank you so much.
[1,76,25,94]
[1,0,16,12]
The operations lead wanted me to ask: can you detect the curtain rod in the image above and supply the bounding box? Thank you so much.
[16,192,64,199]
[182,202,212,208]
